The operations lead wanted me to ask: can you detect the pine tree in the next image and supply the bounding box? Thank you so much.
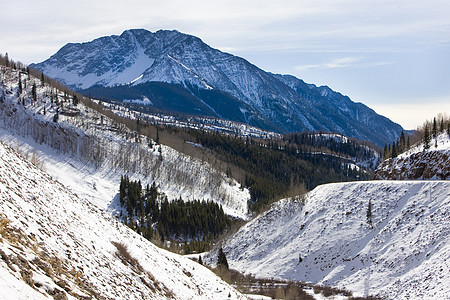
[366,199,373,227]
[18,75,22,95]
[399,131,406,152]
[73,94,79,106]
[391,142,397,158]
[40,72,45,87]
[432,117,438,139]
[423,125,431,150]
[440,118,444,133]
[31,82,37,103]
[217,247,229,270]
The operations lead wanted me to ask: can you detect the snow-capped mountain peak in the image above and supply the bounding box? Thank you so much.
[31,29,403,147]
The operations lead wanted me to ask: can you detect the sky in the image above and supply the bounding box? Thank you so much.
[2,0,449,130]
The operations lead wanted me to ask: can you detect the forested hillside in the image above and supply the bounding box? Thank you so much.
[0,140,245,299]
[374,117,450,180]
[0,54,250,219]
[119,176,231,253]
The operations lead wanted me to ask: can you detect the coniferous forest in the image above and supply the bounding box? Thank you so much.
[119,175,231,253]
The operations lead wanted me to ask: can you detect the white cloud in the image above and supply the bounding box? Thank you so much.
[295,57,393,72]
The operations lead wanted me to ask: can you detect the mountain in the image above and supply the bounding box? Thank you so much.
[0,140,245,299]
[204,180,450,299]
[374,132,450,180]
[0,59,250,221]
[30,29,403,146]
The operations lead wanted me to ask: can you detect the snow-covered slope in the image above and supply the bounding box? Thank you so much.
[30,29,403,147]
[0,140,245,299]
[374,132,450,180]
[205,181,450,299]
[0,65,250,220]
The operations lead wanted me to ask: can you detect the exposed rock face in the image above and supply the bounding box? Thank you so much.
[30,29,403,146]
[373,133,450,180]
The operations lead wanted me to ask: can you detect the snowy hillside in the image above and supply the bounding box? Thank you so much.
[0,65,250,220]
[0,140,246,299]
[30,29,403,146]
[205,181,450,299]
[374,132,450,180]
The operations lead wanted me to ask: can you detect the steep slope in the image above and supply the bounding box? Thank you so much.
[374,132,450,180]
[0,63,250,220]
[205,181,450,299]
[30,29,403,146]
[0,140,245,299]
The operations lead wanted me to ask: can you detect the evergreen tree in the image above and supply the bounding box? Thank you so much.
[73,94,79,106]
[423,125,431,150]
[40,72,45,87]
[440,118,444,133]
[31,82,37,102]
[53,109,59,123]
[391,142,397,158]
[18,75,22,95]
[217,247,229,270]
[399,131,406,152]
[366,199,373,227]
[432,117,438,139]
[198,255,203,265]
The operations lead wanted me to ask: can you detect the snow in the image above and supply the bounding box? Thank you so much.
[41,37,155,89]
[206,180,450,299]
[0,140,246,299]
[374,132,450,180]
[0,266,48,299]
[0,67,251,220]
[123,96,153,105]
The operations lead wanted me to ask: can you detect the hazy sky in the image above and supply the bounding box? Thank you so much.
[2,0,449,130]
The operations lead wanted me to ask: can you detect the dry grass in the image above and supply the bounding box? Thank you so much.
[0,214,100,299]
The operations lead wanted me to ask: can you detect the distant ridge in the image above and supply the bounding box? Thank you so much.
[31,29,403,146]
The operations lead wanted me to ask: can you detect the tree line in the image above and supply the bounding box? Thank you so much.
[383,113,450,158]
[184,129,372,211]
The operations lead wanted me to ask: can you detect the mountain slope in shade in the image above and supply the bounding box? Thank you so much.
[30,29,403,146]
[0,140,245,299]
[205,181,450,299]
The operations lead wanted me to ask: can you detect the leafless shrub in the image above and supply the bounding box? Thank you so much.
[111,241,143,273]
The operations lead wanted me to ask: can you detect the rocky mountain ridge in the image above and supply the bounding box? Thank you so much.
[31,29,403,146]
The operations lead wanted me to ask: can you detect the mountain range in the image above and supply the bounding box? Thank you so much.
[31,29,402,147]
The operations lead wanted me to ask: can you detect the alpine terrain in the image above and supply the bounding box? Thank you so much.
[0,139,246,299]
[374,132,450,180]
[30,29,403,147]
[204,134,450,299]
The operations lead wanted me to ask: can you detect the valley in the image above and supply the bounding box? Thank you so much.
[1,47,449,300]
